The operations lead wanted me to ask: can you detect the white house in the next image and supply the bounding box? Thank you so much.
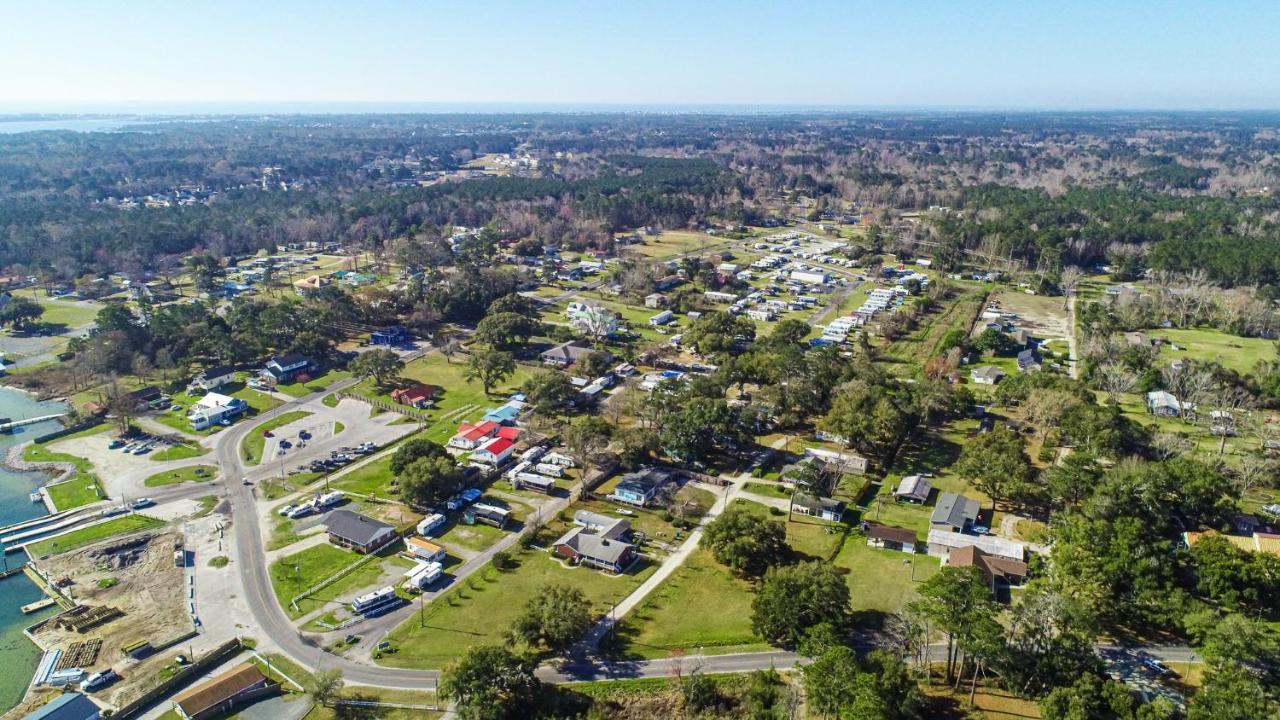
[187,392,248,430]
[470,437,516,465]
[791,270,828,285]
[649,310,675,326]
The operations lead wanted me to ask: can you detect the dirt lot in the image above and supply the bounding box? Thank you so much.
[32,531,194,709]
[986,287,1070,340]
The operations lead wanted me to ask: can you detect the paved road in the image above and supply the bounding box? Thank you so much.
[1066,288,1080,379]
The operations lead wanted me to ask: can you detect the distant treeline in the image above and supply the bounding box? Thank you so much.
[936,185,1280,287]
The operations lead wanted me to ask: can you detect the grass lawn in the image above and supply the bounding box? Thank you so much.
[44,477,105,510]
[879,287,987,370]
[742,481,792,500]
[143,465,217,487]
[26,514,165,557]
[833,534,939,617]
[322,394,339,407]
[434,519,508,554]
[607,548,766,660]
[273,369,353,398]
[733,498,849,561]
[23,442,93,475]
[241,411,313,465]
[1148,327,1276,376]
[350,352,533,446]
[624,231,730,260]
[269,542,410,619]
[21,295,101,328]
[332,455,396,497]
[380,546,656,669]
[152,383,282,436]
[149,442,208,461]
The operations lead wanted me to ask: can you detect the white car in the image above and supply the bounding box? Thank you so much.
[278,504,298,517]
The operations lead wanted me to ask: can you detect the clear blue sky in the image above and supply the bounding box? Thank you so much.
[2,0,1276,111]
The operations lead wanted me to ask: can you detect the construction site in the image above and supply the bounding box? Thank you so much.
[24,529,195,710]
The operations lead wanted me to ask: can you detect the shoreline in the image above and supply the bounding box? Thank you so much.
[3,443,75,514]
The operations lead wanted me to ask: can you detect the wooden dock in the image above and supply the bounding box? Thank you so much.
[20,597,56,614]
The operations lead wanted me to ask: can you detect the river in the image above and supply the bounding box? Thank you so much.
[0,388,72,713]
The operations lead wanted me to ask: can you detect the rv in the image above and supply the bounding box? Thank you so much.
[351,586,398,614]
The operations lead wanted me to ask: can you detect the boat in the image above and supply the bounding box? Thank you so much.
[30,492,42,503]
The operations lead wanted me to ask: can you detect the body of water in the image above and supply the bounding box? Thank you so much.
[0,388,72,713]
[0,117,148,134]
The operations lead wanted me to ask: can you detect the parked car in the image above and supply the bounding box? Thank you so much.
[80,669,119,692]
[278,504,298,517]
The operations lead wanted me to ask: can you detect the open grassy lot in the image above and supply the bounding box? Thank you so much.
[350,352,532,446]
[44,477,105,510]
[879,287,987,370]
[26,514,165,557]
[241,411,312,464]
[331,454,395,496]
[143,465,217,487]
[1148,327,1276,376]
[10,292,101,328]
[833,533,939,616]
[622,231,731,260]
[246,652,442,720]
[269,541,412,619]
[273,368,353,398]
[380,545,656,669]
[607,548,766,660]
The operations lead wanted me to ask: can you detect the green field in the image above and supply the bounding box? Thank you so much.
[16,294,101,329]
[349,352,533,446]
[380,546,656,669]
[44,477,105,510]
[608,548,766,660]
[149,443,207,461]
[26,515,165,557]
[833,534,939,615]
[623,231,732,260]
[241,411,313,465]
[269,542,411,619]
[1148,327,1276,376]
[143,465,217,487]
[332,454,396,496]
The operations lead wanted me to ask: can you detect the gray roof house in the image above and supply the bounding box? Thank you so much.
[792,493,846,522]
[325,510,397,554]
[893,475,932,504]
[540,341,611,368]
[931,492,980,532]
[1016,348,1040,372]
[553,511,634,572]
[970,366,1006,385]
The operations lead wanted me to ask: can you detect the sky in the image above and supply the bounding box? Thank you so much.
[1,0,1277,112]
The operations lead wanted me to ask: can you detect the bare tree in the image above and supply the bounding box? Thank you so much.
[1059,265,1084,309]
[1233,455,1274,500]
[1096,362,1138,405]
[1150,431,1192,460]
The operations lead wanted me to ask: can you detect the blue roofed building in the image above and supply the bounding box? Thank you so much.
[24,693,100,720]
[369,325,411,347]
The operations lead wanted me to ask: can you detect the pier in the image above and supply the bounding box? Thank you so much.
[0,414,67,433]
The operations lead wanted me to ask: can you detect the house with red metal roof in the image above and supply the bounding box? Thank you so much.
[448,420,502,450]
[471,436,517,465]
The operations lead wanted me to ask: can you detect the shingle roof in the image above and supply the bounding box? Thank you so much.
[866,523,918,546]
[325,509,395,547]
[931,493,980,529]
[173,663,266,717]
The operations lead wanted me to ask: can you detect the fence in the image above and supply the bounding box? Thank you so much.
[113,637,244,719]
[289,552,381,611]
[334,391,431,422]
[32,418,105,445]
